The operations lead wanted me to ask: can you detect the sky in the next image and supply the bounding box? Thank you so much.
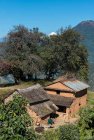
[0,0,94,37]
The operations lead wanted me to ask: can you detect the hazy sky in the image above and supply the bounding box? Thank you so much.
[0,0,94,37]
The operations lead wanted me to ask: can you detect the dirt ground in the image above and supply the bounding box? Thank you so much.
[52,112,78,128]
[36,111,78,130]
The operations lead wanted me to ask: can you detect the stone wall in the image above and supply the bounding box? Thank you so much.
[69,94,87,117]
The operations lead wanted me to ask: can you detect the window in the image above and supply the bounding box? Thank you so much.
[56,91,60,94]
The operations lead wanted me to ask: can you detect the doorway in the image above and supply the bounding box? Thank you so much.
[58,106,66,113]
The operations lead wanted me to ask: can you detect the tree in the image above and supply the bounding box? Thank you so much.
[40,46,61,79]
[3,26,88,81]
[62,28,88,80]
[50,28,88,80]
[40,28,88,80]
[78,106,94,140]
[5,25,44,78]
[0,60,11,75]
[0,95,36,140]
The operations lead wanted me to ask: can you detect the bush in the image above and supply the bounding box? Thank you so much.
[0,95,37,140]
[78,106,94,140]
[38,129,60,140]
[59,124,80,140]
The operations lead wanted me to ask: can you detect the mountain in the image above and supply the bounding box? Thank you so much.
[0,38,3,42]
[74,20,94,63]
[74,20,94,90]
[49,32,57,36]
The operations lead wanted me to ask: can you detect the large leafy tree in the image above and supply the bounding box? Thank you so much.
[0,95,36,140]
[0,60,11,75]
[40,28,88,80]
[3,26,88,80]
[5,25,44,77]
[39,35,64,80]
[60,28,88,80]
[48,28,88,80]
[39,45,61,79]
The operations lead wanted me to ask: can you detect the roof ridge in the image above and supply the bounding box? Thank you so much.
[17,84,41,93]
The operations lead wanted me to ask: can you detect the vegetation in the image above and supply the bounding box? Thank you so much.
[0,90,94,140]
[0,23,93,140]
[37,124,79,140]
[0,25,88,81]
[73,91,94,140]
[87,92,94,107]
[5,26,45,79]
[78,106,94,140]
[0,95,36,140]
[59,124,80,140]
[38,129,60,140]
[74,20,94,90]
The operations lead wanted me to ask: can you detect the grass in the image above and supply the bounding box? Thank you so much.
[87,91,94,105]
[0,81,33,95]
[0,80,52,101]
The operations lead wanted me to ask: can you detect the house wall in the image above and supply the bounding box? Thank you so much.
[46,82,75,97]
[46,82,72,91]
[46,90,75,98]
[4,91,18,104]
[46,87,87,117]
[60,92,74,98]
[26,106,41,124]
[68,89,87,116]
[68,94,87,117]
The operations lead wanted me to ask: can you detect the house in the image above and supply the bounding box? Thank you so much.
[4,84,58,124]
[45,76,89,117]
[0,74,15,87]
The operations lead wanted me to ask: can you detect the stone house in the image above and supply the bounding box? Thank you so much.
[45,76,89,117]
[4,84,58,124]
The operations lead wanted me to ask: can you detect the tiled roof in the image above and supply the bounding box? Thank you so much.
[16,84,58,118]
[49,94,74,107]
[17,84,49,104]
[30,100,58,118]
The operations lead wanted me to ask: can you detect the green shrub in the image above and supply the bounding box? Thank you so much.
[38,129,60,140]
[59,124,80,140]
[0,95,37,140]
[78,106,94,140]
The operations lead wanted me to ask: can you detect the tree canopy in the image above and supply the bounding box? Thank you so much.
[40,28,88,80]
[5,25,44,77]
[1,25,88,81]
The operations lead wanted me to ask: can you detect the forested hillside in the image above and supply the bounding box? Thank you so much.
[74,20,94,90]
